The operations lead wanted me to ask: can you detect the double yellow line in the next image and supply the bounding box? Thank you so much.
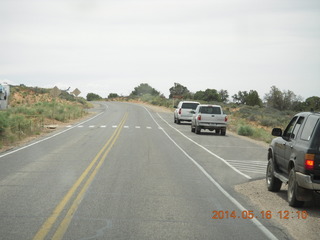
[33,113,128,240]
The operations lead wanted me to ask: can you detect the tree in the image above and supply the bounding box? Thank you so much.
[203,89,220,102]
[169,83,190,99]
[108,93,119,99]
[86,93,102,101]
[264,86,302,110]
[305,96,320,111]
[130,83,160,97]
[219,89,229,103]
[194,90,205,101]
[232,91,248,104]
[264,86,284,110]
[232,90,262,106]
[194,89,228,102]
[246,90,262,106]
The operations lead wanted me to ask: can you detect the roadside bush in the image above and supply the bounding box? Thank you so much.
[0,111,9,134]
[259,117,279,127]
[237,125,254,136]
[9,115,32,136]
[252,127,273,143]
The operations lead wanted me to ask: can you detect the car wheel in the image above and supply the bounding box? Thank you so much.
[215,129,220,135]
[176,118,180,124]
[288,168,304,207]
[195,125,201,134]
[191,124,195,132]
[221,128,226,136]
[266,158,282,192]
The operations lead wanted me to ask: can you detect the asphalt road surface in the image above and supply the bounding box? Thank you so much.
[0,102,290,240]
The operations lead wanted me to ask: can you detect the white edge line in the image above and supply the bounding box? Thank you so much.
[143,106,278,240]
[0,112,104,158]
[156,112,252,180]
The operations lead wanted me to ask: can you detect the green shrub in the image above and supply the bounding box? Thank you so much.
[0,111,9,134]
[252,127,273,143]
[259,117,278,127]
[237,125,254,136]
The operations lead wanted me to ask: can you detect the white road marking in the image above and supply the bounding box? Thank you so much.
[157,113,251,180]
[89,125,95,128]
[135,126,141,129]
[112,125,117,128]
[100,125,107,128]
[124,126,129,129]
[225,160,267,174]
[146,127,152,129]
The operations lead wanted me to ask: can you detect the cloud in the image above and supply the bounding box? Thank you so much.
[0,0,320,99]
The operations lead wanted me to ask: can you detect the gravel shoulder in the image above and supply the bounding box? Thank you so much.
[235,179,320,240]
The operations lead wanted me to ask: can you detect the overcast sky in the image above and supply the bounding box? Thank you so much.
[1,0,319,100]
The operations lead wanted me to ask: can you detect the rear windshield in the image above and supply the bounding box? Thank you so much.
[181,103,199,109]
[199,106,221,114]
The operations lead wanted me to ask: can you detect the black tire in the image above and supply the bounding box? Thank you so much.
[195,125,201,134]
[191,124,195,132]
[176,118,180,124]
[174,117,176,123]
[288,168,304,207]
[215,129,221,134]
[266,158,282,192]
[221,128,226,136]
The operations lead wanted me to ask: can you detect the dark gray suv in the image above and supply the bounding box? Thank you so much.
[267,112,320,207]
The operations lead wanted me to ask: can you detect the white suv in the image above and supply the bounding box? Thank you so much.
[174,101,200,124]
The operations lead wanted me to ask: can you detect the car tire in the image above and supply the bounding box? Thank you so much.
[195,125,201,134]
[221,128,226,136]
[288,168,304,207]
[266,158,282,192]
[191,124,195,132]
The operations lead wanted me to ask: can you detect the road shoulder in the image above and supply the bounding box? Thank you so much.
[235,179,320,240]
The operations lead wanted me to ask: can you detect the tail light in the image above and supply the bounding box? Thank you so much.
[179,108,182,115]
[305,154,315,170]
[225,116,228,122]
[197,115,201,121]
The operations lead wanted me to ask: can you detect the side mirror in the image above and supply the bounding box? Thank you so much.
[272,128,282,136]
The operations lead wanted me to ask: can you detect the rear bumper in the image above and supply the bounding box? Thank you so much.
[296,172,320,190]
[178,116,193,121]
[198,122,227,128]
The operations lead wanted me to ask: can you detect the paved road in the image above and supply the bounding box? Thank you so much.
[0,102,288,239]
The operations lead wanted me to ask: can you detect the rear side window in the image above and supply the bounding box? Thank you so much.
[291,117,304,139]
[199,107,221,114]
[301,115,319,141]
[181,103,199,109]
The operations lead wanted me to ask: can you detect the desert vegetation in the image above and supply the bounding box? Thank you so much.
[120,82,319,143]
[0,85,90,149]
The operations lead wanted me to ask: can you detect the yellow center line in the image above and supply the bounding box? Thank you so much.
[33,113,128,240]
